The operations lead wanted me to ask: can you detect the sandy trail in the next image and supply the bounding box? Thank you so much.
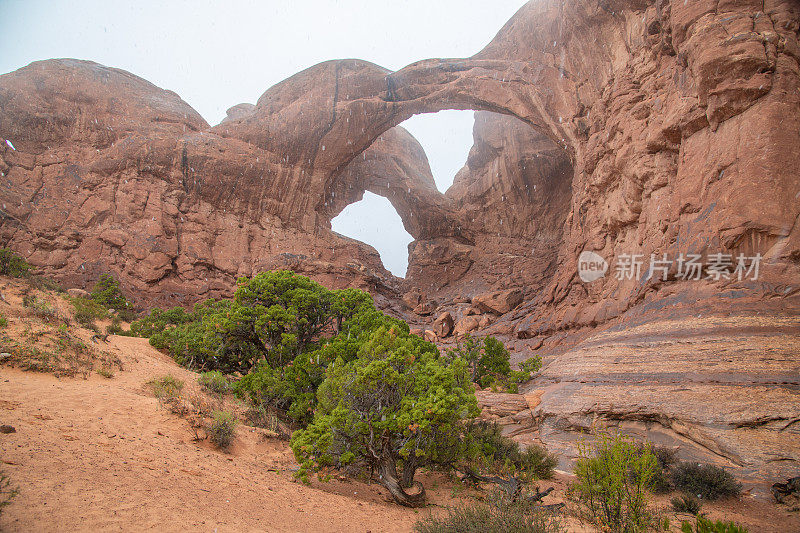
[0,335,420,532]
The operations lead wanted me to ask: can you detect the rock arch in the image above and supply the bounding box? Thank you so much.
[211,56,580,237]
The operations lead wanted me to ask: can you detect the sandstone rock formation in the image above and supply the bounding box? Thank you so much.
[472,288,524,315]
[431,311,454,338]
[1,0,799,497]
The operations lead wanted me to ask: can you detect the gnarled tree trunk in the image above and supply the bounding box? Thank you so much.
[376,440,426,507]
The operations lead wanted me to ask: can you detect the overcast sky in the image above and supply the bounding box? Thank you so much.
[0,0,528,277]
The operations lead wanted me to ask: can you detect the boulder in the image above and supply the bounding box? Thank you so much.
[432,312,454,338]
[453,316,480,336]
[402,290,423,309]
[472,289,524,315]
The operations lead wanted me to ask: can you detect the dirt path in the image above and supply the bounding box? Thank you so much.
[0,335,421,532]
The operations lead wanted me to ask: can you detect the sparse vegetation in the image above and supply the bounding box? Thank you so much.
[147,374,184,401]
[106,317,125,336]
[198,370,230,394]
[671,462,742,501]
[244,404,281,434]
[0,315,7,328]
[22,294,58,322]
[414,498,563,533]
[0,323,120,378]
[0,469,19,517]
[0,248,31,278]
[209,410,237,449]
[671,494,702,515]
[568,432,657,533]
[463,421,557,481]
[680,515,749,533]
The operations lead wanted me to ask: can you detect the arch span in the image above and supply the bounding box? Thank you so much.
[211,56,580,231]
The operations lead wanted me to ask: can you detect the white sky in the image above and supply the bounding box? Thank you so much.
[0,0,528,277]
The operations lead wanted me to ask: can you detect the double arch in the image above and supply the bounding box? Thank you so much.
[212,56,581,242]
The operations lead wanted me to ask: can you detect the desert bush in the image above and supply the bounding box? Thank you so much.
[0,315,7,328]
[414,499,563,533]
[680,515,748,533]
[91,273,132,313]
[0,248,31,278]
[106,317,125,336]
[147,374,184,400]
[671,462,742,501]
[71,296,108,328]
[198,370,230,394]
[671,494,702,515]
[22,295,57,322]
[568,432,657,533]
[129,306,192,337]
[635,443,676,493]
[97,367,115,378]
[209,410,237,449]
[446,334,540,391]
[291,326,478,501]
[0,469,19,517]
[464,421,557,481]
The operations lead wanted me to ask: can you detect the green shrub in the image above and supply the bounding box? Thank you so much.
[447,334,537,391]
[91,274,130,310]
[510,356,543,385]
[0,248,31,278]
[129,306,192,338]
[106,317,125,336]
[147,374,184,400]
[568,433,657,533]
[680,515,748,533]
[209,410,237,449]
[71,296,108,328]
[636,443,676,493]
[0,469,19,517]
[414,499,563,533]
[198,370,230,394]
[0,315,7,328]
[464,421,557,481]
[671,463,742,500]
[671,494,701,515]
[291,326,478,503]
